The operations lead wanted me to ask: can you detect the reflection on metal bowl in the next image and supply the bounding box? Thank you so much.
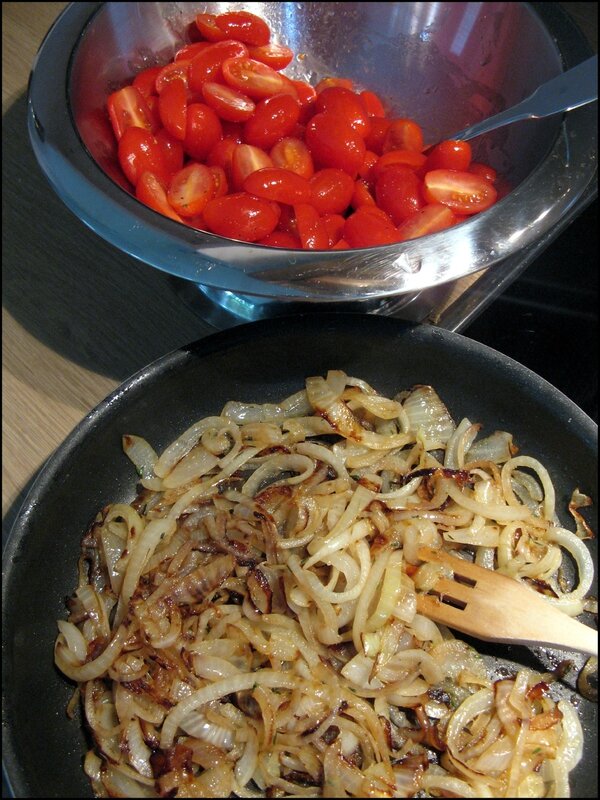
[28,2,596,312]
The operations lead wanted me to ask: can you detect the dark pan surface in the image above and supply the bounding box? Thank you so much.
[2,313,597,798]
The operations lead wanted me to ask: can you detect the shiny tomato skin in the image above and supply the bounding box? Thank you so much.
[175,42,211,61]
[375,164,424,224]
[364,117,392,154]
[132,65,162,98]
[107,86,156,140]
[270,136,314,179]
[222,57,285,99]
[425,139,472,172]
[136,171,184,222]
[183,103,223,161]
[195,13,229,42]
[203,192,280,241]
[294,203,330,249]
[358,90,386,118]
[469,162,498,183]
[351,179,376,209]
[215,11,271,46]
[423,169,498,214]
[243,94,301,149]
[207,137,238,181]
[304,113,366,178]
[243,167,311,204]
[117,127,170,186]
[231,143,273,190]
[167,163,216,217]
[155,128,184,175]
[258,230,301,248]
[321,213,346,247]
[309,168,354,215]
[248,43,294,71]
[201,81,255,122]
[158,79,187,140]
[290,80,317,123]
[188,40,249,92]
[372,149,427,179]
[383,118,424,153]
[315,87,370,138]
[396,203,456,241]
[343,207,400,248]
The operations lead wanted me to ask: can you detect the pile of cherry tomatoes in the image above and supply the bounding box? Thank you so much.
[106,9,500,249]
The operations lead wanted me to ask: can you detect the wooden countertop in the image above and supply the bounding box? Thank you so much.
[2,2,596,534]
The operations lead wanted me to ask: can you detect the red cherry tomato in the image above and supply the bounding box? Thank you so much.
[167,163,216,217]
[358,90,386,118]
[132,65,162,98]
[343,207,400,247]
[243,94,301,149]
[305,113,366,178]
[294,204,329,249]
[208,165,228,198]
[375,164,424,224]
[372,149,427,179]
[136,172,184,222]
[203,193,280,241]
[249,43,294,71]
[175,42,211,62]
[358,151,378,183]
[396,203,457,242]
[423,169,498,214]
[270,137,314,179]
[231,143,273,190]
[183,103,223,161]
[243,167,311,204]
[321,213,346,247]
[425,139,472,172]
[143,95,162,131]
[315,87,370,138]
[155,61,190,94]
[158,79,187,140]
[215,11,271,46]
[194,13,229,42]
[207,137,238,181]
[155,128,184,175]
[117,127,169,186]
[201,81,255,122]
[469,162,498,183]
[188,40,249,92]
[383,118,424,153]
[315,77,354,94]
[364,118,392,154]
[309,168,354,215]
[258,230,301,248]
[290,80,317,123]
[351,179,376,209]
[107,86,156,140]
[221,57,285,99]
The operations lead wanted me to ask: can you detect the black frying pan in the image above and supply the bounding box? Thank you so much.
[2,313,597,797]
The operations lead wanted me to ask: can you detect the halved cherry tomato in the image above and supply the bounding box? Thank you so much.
[270,137,314,179]
[315,87,370,138]
[243,94,300,149]
[208,165,228,197]
[158,79,187,140]
[203,192,280,241]
[207,137,238,181]
[183,103,223,161]
[396,203,457,242]
[425,139,472,172]
[305,113,366,177]
[423,169,497,214]
[155,128,184,175]
[175,42,211,62]
[343,207,400,247]
[375,164,424,224]
[309,168,354,215]
[201,81,255,122]
[167,163,215,217]
[469,162,498,183]
[243,167,311,204]
[188,40,249,92]
[249,43,294,71]
[155,60,190,94]
[258,230,301,248]
[107,86,156,140]
[215,11,271,46]
[231,143,273,191]
[136,171,184,222]
[359,90,386,118]
[221,56,285,99]
[294,203,329,249]
[383,118,424,153]
[194,13,229,42]
[372,149,427,179]
[117,127,170,186]
[132,65,162,98]
[143,95,162,131]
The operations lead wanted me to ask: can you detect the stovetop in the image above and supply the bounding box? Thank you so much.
[463,198,598,422]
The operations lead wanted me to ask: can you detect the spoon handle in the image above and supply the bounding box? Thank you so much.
[451,55,598,141]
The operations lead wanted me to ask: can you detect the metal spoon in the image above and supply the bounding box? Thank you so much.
[445,54,598,142]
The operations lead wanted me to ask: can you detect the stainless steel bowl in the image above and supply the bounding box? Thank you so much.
[28,2,597,306]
